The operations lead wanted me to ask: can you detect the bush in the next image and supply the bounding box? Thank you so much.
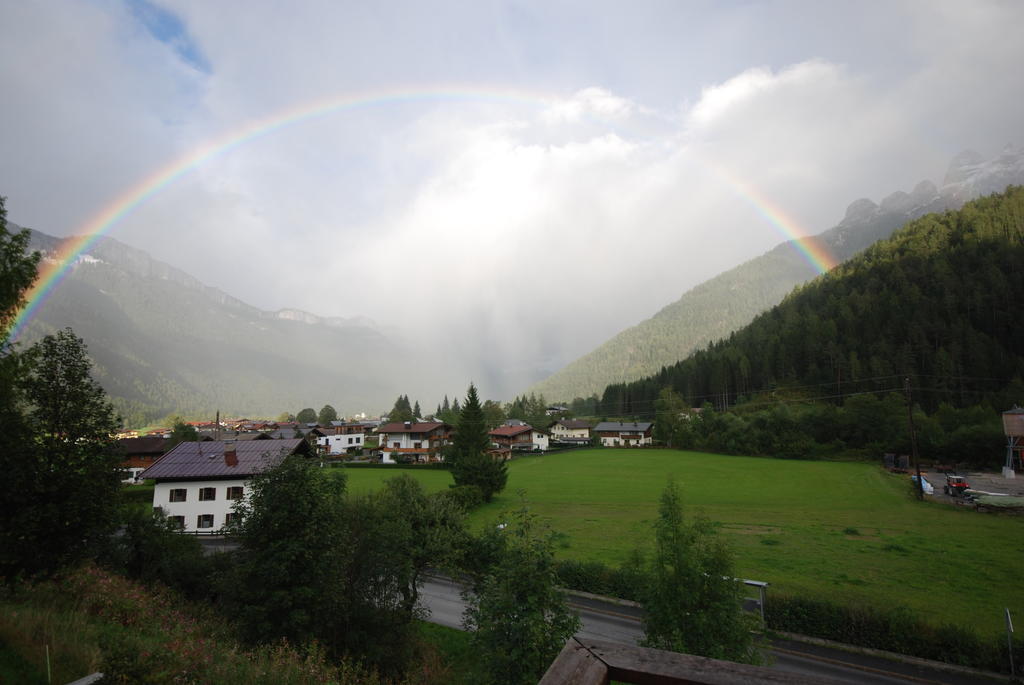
[440,485,485,512]
[553,552,647,603]
[765,594,1023,672]
[100,508,215,601]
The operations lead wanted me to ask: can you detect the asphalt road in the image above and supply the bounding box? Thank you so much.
[419,576,1004,684]
[196,539,1003,684]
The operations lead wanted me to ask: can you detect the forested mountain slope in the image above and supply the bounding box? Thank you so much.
[531,148,1024,401]
[600,186,1024,415]
[16,229,434,426]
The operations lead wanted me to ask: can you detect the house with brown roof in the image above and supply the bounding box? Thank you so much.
[118,436,170,469]
[140,438,311,533]
[549,419,592,445]
[376,421,453,463]
[489,424,550,456]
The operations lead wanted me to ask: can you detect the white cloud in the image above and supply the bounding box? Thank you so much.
[2,1,1024,399]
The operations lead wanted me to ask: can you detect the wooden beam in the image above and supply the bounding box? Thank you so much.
[538,638,609,685]
[580,638,842,685]
[540,638,848,685]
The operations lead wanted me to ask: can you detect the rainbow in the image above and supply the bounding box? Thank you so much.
[7,85,835,342]
[7,86,552,342]
[701,158,838,274]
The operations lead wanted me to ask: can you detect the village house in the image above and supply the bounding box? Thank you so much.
[548,418,593,445]
[118,436,169,469]
[594,421,654,447]
[376,421,453,463]
[140,438,311,533]
[316,421,366,455]
[489,423,550,458]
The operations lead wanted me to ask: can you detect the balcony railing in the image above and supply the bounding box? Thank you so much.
[539,637,843,685]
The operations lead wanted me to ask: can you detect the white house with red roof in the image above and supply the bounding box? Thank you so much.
[140,438,310,532]
[489,423,550,455]
[376,421,453,463]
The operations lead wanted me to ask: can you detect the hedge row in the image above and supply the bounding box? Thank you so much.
[552,558,1022,674]
[764,594,1023,673]
[553,558,645,604]
[325,461,450,470]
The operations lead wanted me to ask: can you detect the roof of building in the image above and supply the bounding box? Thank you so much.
[489,424,550,437]
[594,421,653,432]
[118,436,169,455]
[552,419,592,430]
[140,439,309,480]
[377,421,451,433]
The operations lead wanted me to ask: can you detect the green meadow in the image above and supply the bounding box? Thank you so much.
[340,449,1024,634]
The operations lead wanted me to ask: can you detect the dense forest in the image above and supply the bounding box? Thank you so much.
[598,187,1024,464]
[532,149,1024,402]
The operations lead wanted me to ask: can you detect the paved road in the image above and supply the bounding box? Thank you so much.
[197,540,1003,684]
[419,576,1003,684]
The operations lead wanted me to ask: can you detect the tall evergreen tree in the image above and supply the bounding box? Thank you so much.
[448,383,506,501]
[388,395,414,423]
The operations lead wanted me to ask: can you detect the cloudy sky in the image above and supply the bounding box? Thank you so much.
[2,1,1023,397]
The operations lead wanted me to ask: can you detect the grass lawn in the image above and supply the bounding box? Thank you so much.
[341,449,1024,635]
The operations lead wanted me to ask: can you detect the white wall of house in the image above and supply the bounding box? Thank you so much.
[153,479,249,533]
[317,432,365,454]
[531,431,550,451]
[551,424,590,440]
[378,431,446,462]
[599,433,651,447]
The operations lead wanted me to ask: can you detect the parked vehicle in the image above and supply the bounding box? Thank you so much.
[943,474,970,496]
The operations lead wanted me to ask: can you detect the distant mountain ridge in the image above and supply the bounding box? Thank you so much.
[15,228,438,426]
[528,147,1024,402]
[25,229,380,332]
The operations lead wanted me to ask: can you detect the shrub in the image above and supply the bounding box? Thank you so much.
[765,594,1023,672]
[441,485,485,512]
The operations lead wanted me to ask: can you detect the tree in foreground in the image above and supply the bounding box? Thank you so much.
[448,383,507,501]
[378,474,466,616]
[1,328,122,578]
[226,456,420,673]
[227,454,350,648]
[463,504,581,685]
[640,481,761,664]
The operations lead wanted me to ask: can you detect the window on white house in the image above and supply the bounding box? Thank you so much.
[199,487,216,501]
[224,513,239,526]
[197,514,214,529]
[168,516,185,529]
[226,486,243,500]
[169,488,187,502]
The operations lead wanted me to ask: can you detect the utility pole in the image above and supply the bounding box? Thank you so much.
[904,377,923,500]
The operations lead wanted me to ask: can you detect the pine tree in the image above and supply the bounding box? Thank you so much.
[448,383,506,501]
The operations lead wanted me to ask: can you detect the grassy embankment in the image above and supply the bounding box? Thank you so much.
[341,448,1024,634]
